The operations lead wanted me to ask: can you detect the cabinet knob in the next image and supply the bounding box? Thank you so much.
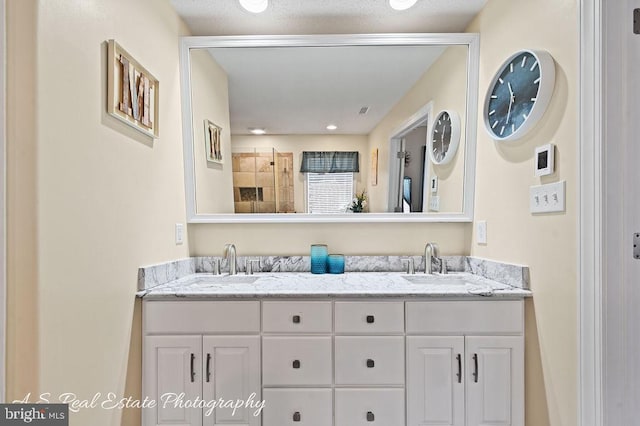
[366,315,375,323]
[366,359,375,368]
[292,315,301,324]
[367,411,375,421]
[293,411,301,422]
[292,359,301,369]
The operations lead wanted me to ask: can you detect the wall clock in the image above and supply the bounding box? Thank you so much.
[483,50,556,141]
[429,110,461,165]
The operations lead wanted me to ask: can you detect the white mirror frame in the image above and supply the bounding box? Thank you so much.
[180,33,479,223]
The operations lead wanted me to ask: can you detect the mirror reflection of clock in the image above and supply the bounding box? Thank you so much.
[429,110,461,165]
[484,49,556,141]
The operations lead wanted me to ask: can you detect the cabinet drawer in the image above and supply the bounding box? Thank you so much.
[335,301,404,334]
[144,301,260,334]
[262,389,332,426]
[334,336,404,385]
[335,388,405,426]
[406,300,523,334]
[263,301,332,333]
[263,336,332,386]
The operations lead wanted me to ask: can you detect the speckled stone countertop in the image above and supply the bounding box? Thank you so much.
[138,271,532,300]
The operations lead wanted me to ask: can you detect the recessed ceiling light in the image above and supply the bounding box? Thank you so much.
[249,128,266,135]
[389,0,418,11]
[239,0,268,13]
[326,124,338,131]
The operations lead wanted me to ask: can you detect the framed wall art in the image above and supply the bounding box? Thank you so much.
[205,120,223,164]
[107,40,159,138]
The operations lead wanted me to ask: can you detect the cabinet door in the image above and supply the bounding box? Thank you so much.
[144,336,202,426]
[406,336,464,426]
[202,336,261,426]
[465,336,524,426]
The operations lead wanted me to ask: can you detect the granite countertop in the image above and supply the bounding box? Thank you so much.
[138,271,532,300]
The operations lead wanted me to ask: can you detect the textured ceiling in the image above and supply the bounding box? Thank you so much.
[171,0,487,35]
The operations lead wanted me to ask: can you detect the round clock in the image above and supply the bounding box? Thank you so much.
[429,110,461,165]
[483,50,556,141]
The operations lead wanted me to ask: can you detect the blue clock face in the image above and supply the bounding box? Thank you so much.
[486,52,541,139]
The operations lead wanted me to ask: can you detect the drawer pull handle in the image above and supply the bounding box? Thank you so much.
[473,353,479,383]
[190,353,196,383]
[456,354,461,383]
[292,315,301,324]
[366,359,375,368]
[293,411,301,422]
[206,353,212,383]
[366,315,375,323]
[367,411,375,422]
[292,360,301,369]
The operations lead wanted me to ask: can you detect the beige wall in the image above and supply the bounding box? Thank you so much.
[467,1,578,425]
[367,45,468,213]
[191,50,234,214]
[6,2,579,426]
[7,1,191,425]
[232,134,369,213]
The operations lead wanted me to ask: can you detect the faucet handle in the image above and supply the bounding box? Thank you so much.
[402,258,415,275]
[245,259,261,275]
[212,258,221,275]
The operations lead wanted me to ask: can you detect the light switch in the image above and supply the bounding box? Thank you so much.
[429,196,440,212]
[175,223,184,245]
[476,221,487,245]
[529,181,566,214]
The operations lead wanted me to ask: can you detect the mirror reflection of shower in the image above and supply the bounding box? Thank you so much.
[231,147,295,213]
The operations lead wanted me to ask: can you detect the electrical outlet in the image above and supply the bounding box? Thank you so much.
[529,181,566,214]
[175,223,184,245]
[477,221,487,245]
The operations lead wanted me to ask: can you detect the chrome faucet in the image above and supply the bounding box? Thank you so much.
[424,242,446,274]
[223,244,237,275]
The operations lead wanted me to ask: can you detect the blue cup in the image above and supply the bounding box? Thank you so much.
[328,254,345,274]
[310,244,328,274]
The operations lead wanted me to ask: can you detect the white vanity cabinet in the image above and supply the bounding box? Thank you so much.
[143,298,525,426]
[143,301,262,426]
[406,301,524,426]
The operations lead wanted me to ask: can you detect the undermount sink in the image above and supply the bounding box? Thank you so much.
[197,275,260,284]
[401,274,470,285]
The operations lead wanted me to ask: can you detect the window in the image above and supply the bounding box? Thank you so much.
[306,172,354,213]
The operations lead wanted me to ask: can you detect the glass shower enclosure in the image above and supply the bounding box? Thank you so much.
[231,147,294,213]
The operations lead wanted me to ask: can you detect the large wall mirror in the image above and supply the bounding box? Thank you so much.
[180,34,479,223]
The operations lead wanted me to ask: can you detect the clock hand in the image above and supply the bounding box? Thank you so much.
[506,82,515,125]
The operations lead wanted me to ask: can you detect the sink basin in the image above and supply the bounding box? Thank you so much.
[197,275,260,284]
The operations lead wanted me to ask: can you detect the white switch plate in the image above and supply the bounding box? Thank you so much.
[529,181,566,214]
[429,195,440,212]
[476,220,487,245]
[175,223,184,245]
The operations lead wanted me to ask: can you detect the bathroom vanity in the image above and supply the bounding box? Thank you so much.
[139,260,530,426]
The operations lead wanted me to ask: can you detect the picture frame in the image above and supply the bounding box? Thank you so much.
[107,40,159,138]
[371,149,378,186]
[205,120,223,164]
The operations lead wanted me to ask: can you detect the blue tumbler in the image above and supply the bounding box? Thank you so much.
[328,254,345,274]
[310,244,328,274]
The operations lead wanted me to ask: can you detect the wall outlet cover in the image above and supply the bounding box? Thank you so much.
[477,221,487,245]
[175,223,184,245]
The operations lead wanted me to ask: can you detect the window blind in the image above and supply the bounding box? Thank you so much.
[300,151,359,173]
[306,172,354,214]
